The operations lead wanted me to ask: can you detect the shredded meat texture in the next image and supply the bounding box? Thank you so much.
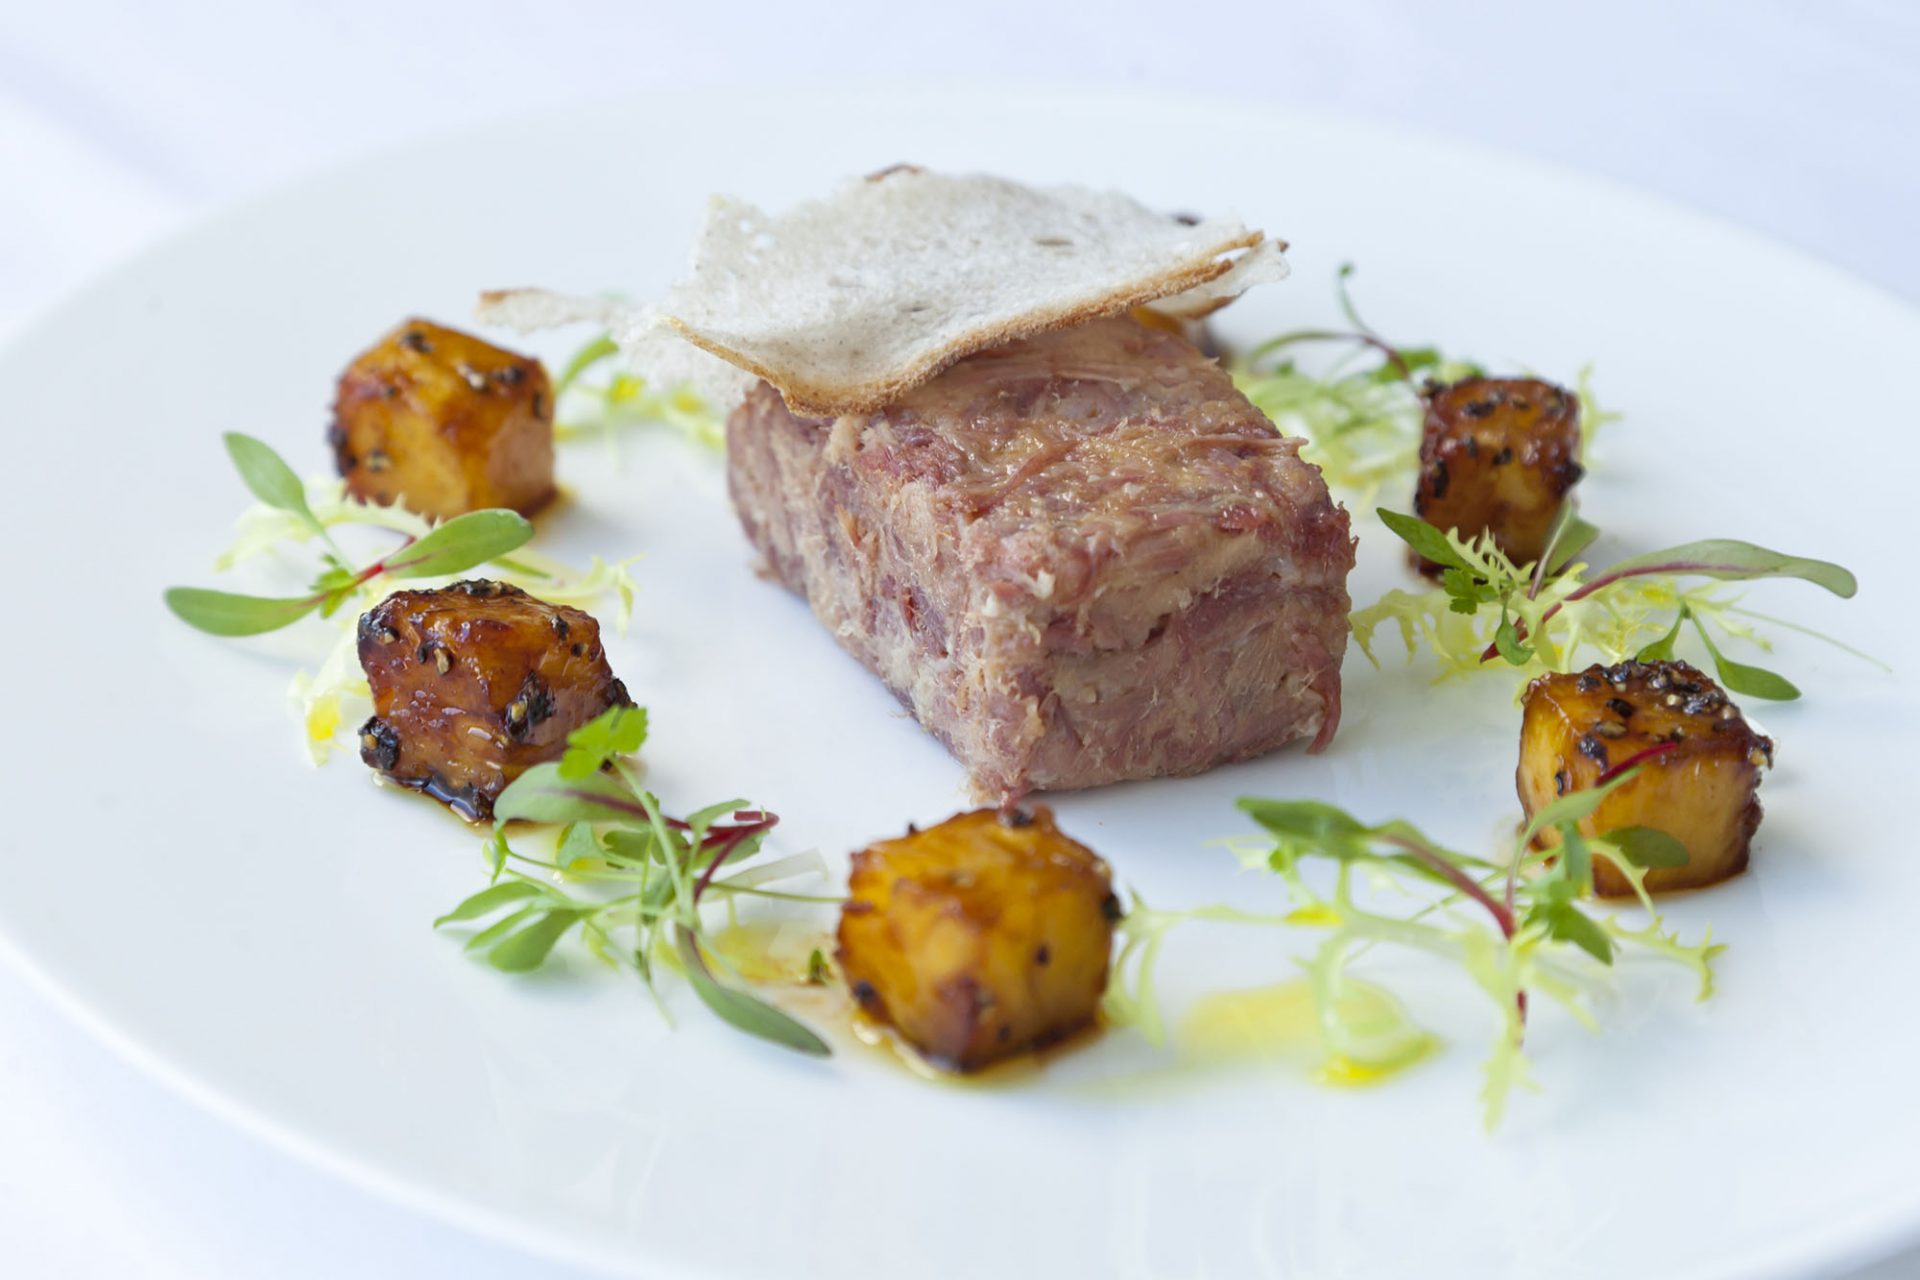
[726,317,1355,803]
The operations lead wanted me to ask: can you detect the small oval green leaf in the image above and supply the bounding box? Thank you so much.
[1545,902,1614,964]
[1540,507,1601,577]
[434,880,546,927]
[1493,613,1533,665]
[1689,611,1803,701]
[1603,539,1857,598]
[1635,606,1688,663]
[165,586,320,636]
[492,764,647,826]
[556,705,650,780]
[675,926,831,1057]
[1237,798,1370,844]
[555,822,605,870]
[1519,767,1641,846]
[486,910,584,972]
[463,905,540,953]
[383,510,535,580]
[1602,826,1692,870]
[1376,509,1474,574]
[1711,655,1802,702]
[224,432,318,526]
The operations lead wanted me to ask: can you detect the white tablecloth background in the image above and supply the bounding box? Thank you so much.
[4,3,1917,1275]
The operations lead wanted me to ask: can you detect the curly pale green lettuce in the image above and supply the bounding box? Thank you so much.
[1108,779,1722,1129]
[1353,510,1861,700]
[172,438,638,762]
[1229,264,1615,498]
[553,332,725,453]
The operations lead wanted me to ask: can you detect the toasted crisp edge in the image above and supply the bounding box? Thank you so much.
[666,230,1260,417]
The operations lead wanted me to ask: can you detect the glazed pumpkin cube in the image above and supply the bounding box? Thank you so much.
[837,807,1118,1070]
[1414,376,1583,574]
[356,580,629,821]
[330,319,554,521]
[1518,660,1772,896]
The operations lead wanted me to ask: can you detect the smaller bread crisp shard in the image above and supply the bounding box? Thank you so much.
[479,167,1351,802]
[478,166,1287,415]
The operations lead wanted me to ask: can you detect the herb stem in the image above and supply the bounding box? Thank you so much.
[1247,328,1413,381]
[1595,741,1679,785]
[1379,834,1514,939]
[692,814,780,904]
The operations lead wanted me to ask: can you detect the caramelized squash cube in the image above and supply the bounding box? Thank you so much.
[1518,660,1772,896]
[837,807,1118,1070]
[331,319,554,521]
[357,580,629,820]
[1414,376,1582,574]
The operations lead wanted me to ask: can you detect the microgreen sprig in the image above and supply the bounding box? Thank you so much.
[1108,777,1720,1128]
[1231,264,1616,496]
[554,331,725,453]
[435,707,835,1057]
[164,433,535,636]
[1354,509,1861,699]
[165,433,640,760]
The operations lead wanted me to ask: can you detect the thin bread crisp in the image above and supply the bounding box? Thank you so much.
[476,289,758,410]
[479,168,1287,416]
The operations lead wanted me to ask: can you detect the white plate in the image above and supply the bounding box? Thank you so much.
[5,85,1915,1280]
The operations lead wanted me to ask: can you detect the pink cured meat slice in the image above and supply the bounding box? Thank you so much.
[725,316,1355,804]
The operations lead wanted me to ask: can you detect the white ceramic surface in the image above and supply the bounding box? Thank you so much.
[2,87,1914,1279]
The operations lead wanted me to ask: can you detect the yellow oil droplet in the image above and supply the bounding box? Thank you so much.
[306,696,341,745]
[1316,1056,1404,1088]
[1180,979,1435,1088]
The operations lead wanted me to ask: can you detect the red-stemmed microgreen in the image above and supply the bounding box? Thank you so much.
[435,707,836,1057]
[1107,776,1719,1129]
[165,433,535,635]
[162,432,638,761]
[1357,509,1861,701]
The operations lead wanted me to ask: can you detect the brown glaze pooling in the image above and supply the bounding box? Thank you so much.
[1414,376,1583,575]
[728,316,1355,803]
[1518,659,1772,896]
[331,319,554,521]
[837,807,1117,1071]
[356,580,629,821]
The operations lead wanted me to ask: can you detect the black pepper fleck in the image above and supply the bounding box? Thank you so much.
[358,717,401,772]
